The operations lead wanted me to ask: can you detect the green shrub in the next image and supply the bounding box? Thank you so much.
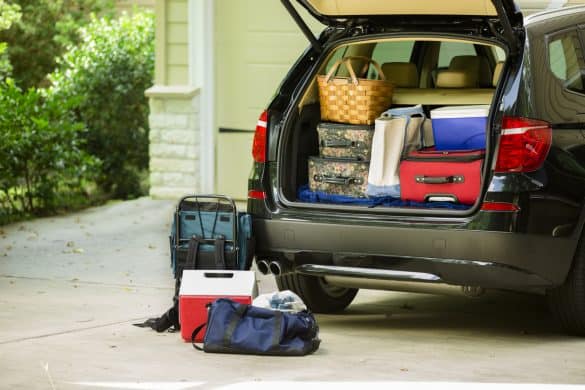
[0,0,114,88]
[0,80,99,220]
[50,11,154,199]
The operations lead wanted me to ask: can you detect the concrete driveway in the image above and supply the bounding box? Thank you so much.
[1,198,585,389]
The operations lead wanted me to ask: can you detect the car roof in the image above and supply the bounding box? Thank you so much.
[524,4,585,26]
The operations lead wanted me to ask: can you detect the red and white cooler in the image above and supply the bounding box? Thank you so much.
[179,270,257,342]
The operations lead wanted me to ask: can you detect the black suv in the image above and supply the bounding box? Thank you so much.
[247,0,585,334]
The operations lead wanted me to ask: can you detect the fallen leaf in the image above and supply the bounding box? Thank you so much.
[400,368,409,372]
[5,245,12,251]
[73,248,85,254]
[18,225,26,231]
[148,244,156,249]
[70,278,79,282]
[66,241,75,247]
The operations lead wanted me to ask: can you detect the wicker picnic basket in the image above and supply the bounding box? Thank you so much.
[317,56,394,125]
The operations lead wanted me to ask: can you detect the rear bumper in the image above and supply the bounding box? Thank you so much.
[253,217,577,289]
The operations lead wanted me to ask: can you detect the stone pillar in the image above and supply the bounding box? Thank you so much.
[146,86,200,199]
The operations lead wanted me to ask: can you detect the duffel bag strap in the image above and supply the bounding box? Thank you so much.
[271,311,283,351]
[221,304,247,347]
[191,323,206,351]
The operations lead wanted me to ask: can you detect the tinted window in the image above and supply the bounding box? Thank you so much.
[371,41,415,64]
[325,47,347,74]
[548,29,585,94]
[438,41,477,67]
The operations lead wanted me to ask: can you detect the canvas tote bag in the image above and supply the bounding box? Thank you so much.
[366,105,425,198]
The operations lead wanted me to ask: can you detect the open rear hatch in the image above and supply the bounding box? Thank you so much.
[274,0,526,215]
[286,0,524,54]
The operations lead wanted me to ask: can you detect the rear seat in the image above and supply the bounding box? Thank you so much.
[390,57,495,105]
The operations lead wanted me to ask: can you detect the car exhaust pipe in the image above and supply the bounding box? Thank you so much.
[256,260,270,275]
[269,261,287,276]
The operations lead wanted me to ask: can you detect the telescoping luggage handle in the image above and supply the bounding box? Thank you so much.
[415,175,465,184]
[175,194,238,252]
[314,174,364,186]
[320,139,365,148]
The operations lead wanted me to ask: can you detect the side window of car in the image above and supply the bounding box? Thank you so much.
[371,41,415,64]
[547,29,585,94]
[324,47,346,74]
[437,41,477,68]
[367,41,415,79]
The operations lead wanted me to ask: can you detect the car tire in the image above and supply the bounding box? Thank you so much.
[275,272,358,313]
[547,239,585,335]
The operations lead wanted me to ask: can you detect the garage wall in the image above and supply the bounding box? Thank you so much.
[214,0,322,199]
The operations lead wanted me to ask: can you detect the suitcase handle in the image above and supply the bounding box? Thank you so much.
[320,139,361,148]
[314,175,364,185]
[415,175,464,184]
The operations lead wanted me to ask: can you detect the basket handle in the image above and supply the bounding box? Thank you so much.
[324,56,387,85]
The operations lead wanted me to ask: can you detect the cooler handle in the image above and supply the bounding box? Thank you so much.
[415,175,464,184]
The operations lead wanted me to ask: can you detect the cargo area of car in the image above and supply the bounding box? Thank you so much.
[277,37,507,212]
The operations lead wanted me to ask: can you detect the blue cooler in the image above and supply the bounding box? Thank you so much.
[430,105,489,151]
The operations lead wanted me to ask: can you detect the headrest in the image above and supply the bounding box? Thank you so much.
[492,61,504,86]
[435,70,479,88]
[381,62,419,88]
[449,55,481,71]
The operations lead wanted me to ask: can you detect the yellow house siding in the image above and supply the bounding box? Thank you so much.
[154,0,189,86]
[116,0,154,13]
[165,0,189,86]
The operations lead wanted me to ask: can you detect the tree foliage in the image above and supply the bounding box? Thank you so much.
[0,0,21,79]
[0,0,114,88]
[50,11,154,199]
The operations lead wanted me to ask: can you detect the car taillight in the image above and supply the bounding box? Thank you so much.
[248,190,266,200]
[495,116,552,173]
[252,110,268,163]
[481,202,520,212]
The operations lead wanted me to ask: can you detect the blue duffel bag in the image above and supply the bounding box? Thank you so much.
[191,298,320,356]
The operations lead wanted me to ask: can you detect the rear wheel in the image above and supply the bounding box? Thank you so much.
[276,272,358,313]
[547,238,585,335]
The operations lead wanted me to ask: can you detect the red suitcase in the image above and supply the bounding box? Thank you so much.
[400,149,485,204]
